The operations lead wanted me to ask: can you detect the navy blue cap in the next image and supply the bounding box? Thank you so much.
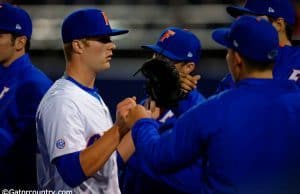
[62,8,129,43]
[142,27,201,64]
[227,0,295,25]
[0,3,32,39]
[212,16,279,62]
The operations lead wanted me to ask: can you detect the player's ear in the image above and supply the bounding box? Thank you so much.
[234,51,242,66]
[181,62,195,74]
[272,18,285,33]
[72,40,84,54]
[14,36,26,51]
[232,51,243,80]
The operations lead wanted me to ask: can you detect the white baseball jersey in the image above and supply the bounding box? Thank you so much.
[36,77,120,194]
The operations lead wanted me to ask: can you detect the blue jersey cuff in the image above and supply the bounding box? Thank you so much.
[54,151,87,188]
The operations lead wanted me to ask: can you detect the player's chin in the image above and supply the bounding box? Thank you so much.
[104,61,111,69]
[99,61,111,72]
[93,62,110,73]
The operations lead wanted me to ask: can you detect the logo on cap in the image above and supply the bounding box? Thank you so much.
[101,12,109,26]
[15,24,22,30]
[187,52,193,58]
[268,7,275,13]
[160,30,176,42]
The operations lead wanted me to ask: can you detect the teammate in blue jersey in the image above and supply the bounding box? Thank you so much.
[118,27,206,194]
[216,0,300,93]
[124,16,300,194]
[0,3,52,188]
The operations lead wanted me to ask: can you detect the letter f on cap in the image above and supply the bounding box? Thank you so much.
[160,30,176,42]
[101,11,109,25]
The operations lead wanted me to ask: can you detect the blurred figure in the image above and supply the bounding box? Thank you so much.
[0,3,52,188]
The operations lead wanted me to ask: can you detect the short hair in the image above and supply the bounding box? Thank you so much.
[63,43,73,62]
[240,54,274,72]
[63,39,89,62]
[153,53,177,65]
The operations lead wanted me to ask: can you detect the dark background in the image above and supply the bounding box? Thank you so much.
[2,0,300,119]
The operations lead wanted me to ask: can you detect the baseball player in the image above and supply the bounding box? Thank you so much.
[118,27,206,194]
[125,16,300,194]
[36,8,134,193]
[216,0,300,93]
[0,3,52,188]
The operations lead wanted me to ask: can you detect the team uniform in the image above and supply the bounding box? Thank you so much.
[36,77,120,193]
[132,78,300,194]
[129,16,300,194]
[0,3,52,187]
[216,0,299,93]
[120,89,206,194]
[274,45,300,83]
[119,27,206,193]
[0,54,52,187]
[216,45,300,93]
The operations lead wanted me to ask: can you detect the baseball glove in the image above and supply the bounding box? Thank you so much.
[136,58,186,109]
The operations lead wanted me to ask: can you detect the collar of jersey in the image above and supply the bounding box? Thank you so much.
[0,54,31,76]
[63,75,101,102]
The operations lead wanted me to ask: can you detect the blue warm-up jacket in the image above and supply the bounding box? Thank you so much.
[132,78,300,194]
[0,54,52,187]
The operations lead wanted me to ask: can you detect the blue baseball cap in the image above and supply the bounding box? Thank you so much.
[62,8,129,43]
[227,0,295,25]
[142,27,201,64]
[212,16,279,63]
[0,3,32,39]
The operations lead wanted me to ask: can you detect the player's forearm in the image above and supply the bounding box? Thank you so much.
[117,131,135,163]
[79,125,120,177]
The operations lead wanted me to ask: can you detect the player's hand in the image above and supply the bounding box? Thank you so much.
[144,99,160,120]
[115,97,137,138]
[180,72,201,93]
[126,105,152,129]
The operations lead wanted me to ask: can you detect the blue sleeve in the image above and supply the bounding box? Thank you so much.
[132,99,219,173]
[13,80,51,139]
[133,153,204,193]
[127,152,143,172]
[172,89,206,117]
[124,147,204,193]
[16,80,50,119]
[0,128,14,157]
[0,81,49,155]
[215,73,235,94]
[53,151,87,188]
